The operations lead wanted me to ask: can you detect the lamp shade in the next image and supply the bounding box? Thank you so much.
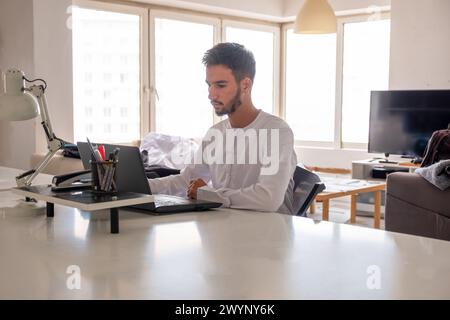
[0,69,39,121]
[294,0,337,34]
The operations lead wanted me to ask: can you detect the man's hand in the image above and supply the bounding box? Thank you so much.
[187,179,207,199]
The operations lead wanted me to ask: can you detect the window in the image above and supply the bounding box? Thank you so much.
[341,19,391,145]
[151,12,218,138]
[150,13,280,138]
[284,30,337,143]
[85,123,93,134]
[283,15,390,148]
[85,107,93,117]
[103,73,112,82]
[103,107,112,117]
[72,5,145,143]
[83,54,93,64]
[71,4,389,150]
[224,21,279,115]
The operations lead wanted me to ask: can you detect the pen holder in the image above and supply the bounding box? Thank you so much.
[90,160,118,194]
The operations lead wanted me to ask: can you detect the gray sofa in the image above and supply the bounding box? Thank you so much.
[385,172,450,241]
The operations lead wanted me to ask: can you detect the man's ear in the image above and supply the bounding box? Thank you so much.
[241,77,252,92]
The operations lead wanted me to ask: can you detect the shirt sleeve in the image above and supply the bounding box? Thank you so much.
[148,153,211,198]
[197,127,296,212]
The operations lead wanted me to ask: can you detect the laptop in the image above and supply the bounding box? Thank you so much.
[77,142,222,214]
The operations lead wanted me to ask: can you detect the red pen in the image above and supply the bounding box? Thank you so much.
[98,144,106,161]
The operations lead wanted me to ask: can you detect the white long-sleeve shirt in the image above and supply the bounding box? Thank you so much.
[148,111,298,214]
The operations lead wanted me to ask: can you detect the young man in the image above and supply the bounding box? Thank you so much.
[149,42,298,214]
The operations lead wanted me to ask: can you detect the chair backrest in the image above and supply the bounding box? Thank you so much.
[292,166,326,217]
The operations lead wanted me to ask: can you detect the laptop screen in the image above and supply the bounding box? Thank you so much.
[77,142,151,195]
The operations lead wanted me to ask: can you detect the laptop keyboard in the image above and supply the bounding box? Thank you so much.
[154,195,191,207]
[154,199,180,207]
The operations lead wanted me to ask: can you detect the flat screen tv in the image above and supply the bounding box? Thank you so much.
[368,90,450,159]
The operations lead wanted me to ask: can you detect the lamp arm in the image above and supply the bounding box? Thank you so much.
[16,149,61,187]
[15,85,66,187]
[30,85,57,143]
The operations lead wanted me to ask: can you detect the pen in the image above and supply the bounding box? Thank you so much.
[106,163,115,191]
[98,145,106,161]
[94,149,103,162]
[101,164,110,190]
[113,147,120,161]
[87,137,103,162]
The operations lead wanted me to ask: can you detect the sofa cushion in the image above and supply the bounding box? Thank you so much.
[386,172,450,240]
[386,172,450,219]
[386,193,450,240]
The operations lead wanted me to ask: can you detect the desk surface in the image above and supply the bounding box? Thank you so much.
[1,166,450,299]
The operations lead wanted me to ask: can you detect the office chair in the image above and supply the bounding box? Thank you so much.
[292,166,326,217]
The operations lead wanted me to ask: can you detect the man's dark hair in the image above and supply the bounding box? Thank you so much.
[202,42,256,83]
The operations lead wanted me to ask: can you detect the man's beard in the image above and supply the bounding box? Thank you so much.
[214,89,241,116]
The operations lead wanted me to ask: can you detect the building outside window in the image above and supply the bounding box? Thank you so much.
[72,6,142,143]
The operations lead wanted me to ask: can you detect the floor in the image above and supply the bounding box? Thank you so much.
[307,198,386,230]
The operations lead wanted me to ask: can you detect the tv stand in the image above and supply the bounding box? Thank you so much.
[352,159,418,181]
[352,159,420,217]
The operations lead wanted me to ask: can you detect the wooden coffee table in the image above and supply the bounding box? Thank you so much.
[313,178,386,229]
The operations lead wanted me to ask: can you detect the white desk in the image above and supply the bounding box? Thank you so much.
[1,166,450,299]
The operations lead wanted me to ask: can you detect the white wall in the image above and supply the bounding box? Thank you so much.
[295,146,382,169]
[0,0,36,170]
[130,0,284,20]
[389,0,450,89]
[0,0,73,170]
[33,0,74,153]
[283,0,390,17]
[135,0,391,19]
